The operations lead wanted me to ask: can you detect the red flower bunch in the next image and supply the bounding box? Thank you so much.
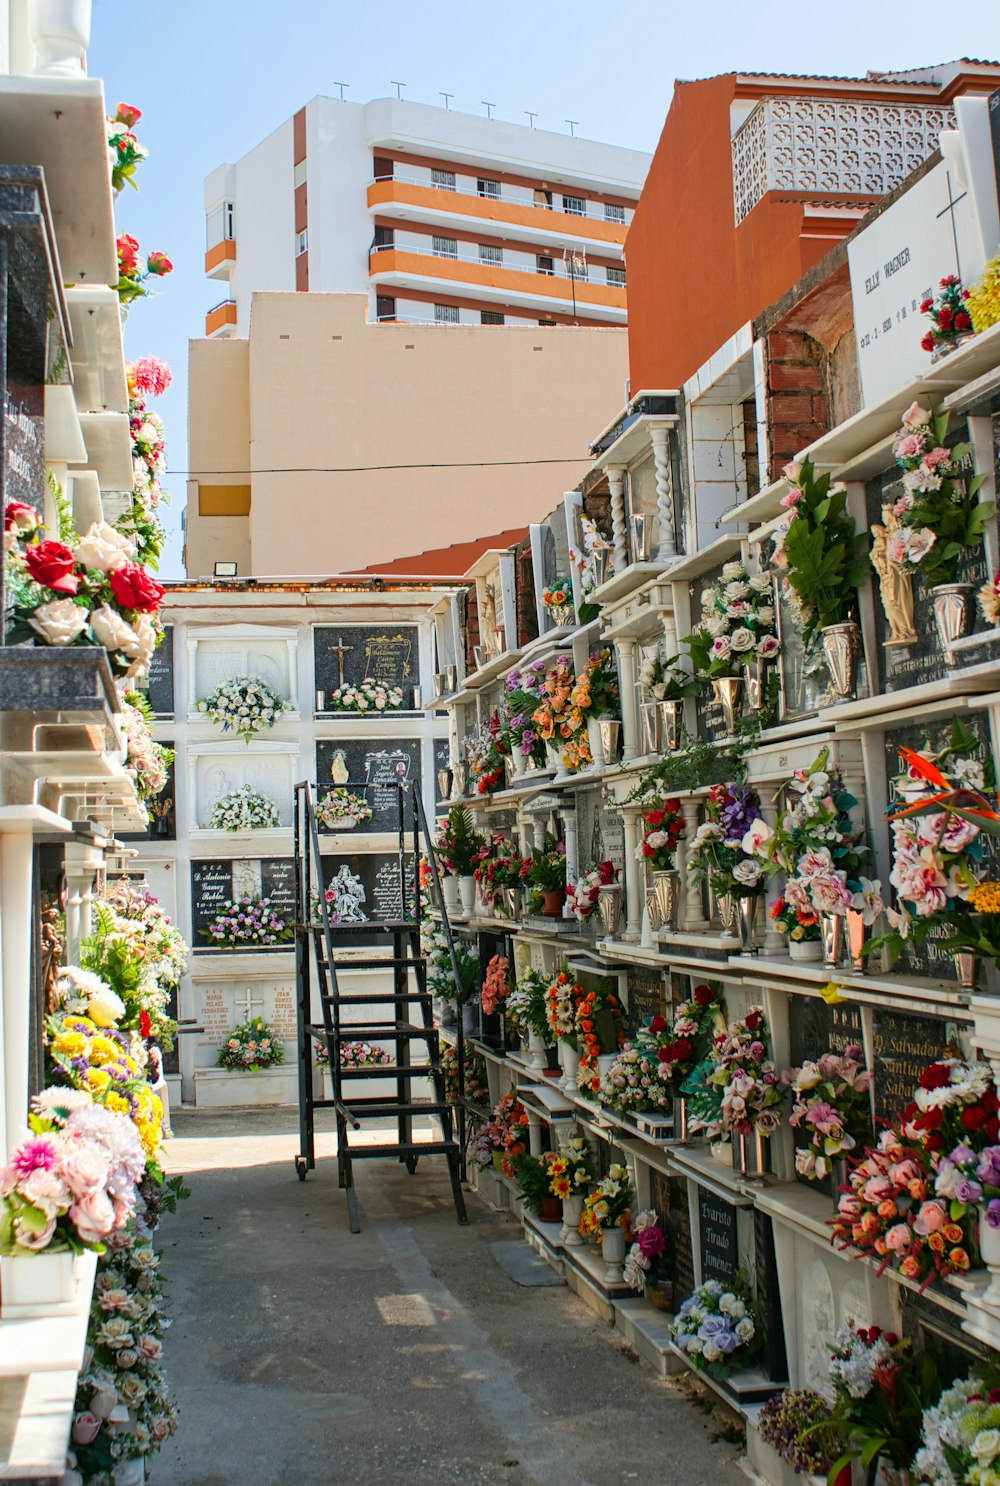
[638,798,685,871]
[903,1059,999,1154]
[116,233,174,306]
[575,985,625,1095]
[920,274,973,353]
[24,539,78,594]
[643,982,723,1085]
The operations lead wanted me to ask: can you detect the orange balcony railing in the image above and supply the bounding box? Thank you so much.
[205,300,237,336]
[367,179,629,247]
[368,247,626,313]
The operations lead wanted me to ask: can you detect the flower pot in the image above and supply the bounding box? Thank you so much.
[931,583,974,659]
[30,0,91,76]
[710,1141,734,1169]
[561,1192,584,1247]
[980,1206,1000,1304]
[541,888,566,918]
[501,887,522,922]
[596,1051,618,1082]
[441,875,459,914]
[955,950,979,991]
[820,622,861,702]
[656,700,683,752]
[788,937,823,962]
[540,1195,563,1224]
[558,1039,580,1094]
[591,547,612,589]
[716,891,739,938]
[712,675,743,735]
[511,748,527,778]
[492,1150,505,1172]
[527,1027,548,1073]
[736,1128,771,1178]
[649,869,680,931]
[459,875,476,916]
[846,907,868,973]
[737,894,760,955]
[821,912,844,967]
[0,1251,78,1318]
[631,511,653,562]
[113,1461,145,1486]
[462,1001,480,1037]
[601,1225,627,1284]
[639,701,661,756]
[597,884,623,939]
[598,717,621,766]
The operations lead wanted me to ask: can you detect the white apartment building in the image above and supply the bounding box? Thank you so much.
[203,96,650,336]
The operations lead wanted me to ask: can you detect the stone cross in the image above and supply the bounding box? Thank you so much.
[239,985,266,1022]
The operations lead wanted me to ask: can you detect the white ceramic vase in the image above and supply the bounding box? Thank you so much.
[459,875,476,916]
[441,874,459,913]
[561,1193,584,1247]
[601,1225,627,1285]
[0,1250,78,1318]
[30,0,91,76]
[558,1039,580,1094]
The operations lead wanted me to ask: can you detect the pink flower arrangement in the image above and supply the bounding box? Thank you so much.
[882,402,991,588]
[695,1008,787,1141]
[0,1089,145,1254]
[566,860,618,920]
[786,1046,873,1181]
[481,954,511,1017]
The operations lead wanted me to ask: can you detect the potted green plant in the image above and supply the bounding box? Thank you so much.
[525,835,567,917]
[435,805,485,916]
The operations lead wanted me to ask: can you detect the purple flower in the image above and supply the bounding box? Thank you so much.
[987,1198,1000,1229]
[956,1178,983,1204]
[698,1316,730,1344]
[978,1148,1000,1188]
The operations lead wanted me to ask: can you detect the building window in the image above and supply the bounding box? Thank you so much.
[562,195,585,215]
[432,236,458,258]
[373,155,394,180]
[536,254,554,276]
[533,188,553,209]
[373,226,394,250]
[606,266,626,286]
[296,229,308,255]
[432,168,456,190]
[223,201,235,238]
[481,310,504,324]
[434,304,459,323]
[477,177,501,199]
[538,318,557,327]
[604,202,626,223]
[478,243,502,266]
[376,295,396,322]
[293,160,307,189]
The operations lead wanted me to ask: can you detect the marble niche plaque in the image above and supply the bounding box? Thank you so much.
[191,857,297,944]
[193,636,294,706]
[195,750,294,829]
[697,1186,738,1284]
[193,974,297,1068]
[313,624,419,708]
[315,739,422,833]
[318,852,417,947]
[872,1006,963,1126]
[625,965,666,1038]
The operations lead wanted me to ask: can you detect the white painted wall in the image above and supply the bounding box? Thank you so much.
[229,118,296,336]
[306,96,374,298]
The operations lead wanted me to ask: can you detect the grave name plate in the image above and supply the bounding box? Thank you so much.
[788,997,864,1067]
[872,1007,959,1125]
[314,624,418,702]
[260,858,297,922]
[191,857,297,943]
[145,626,174,715]
[753,1208,789,1383]
[652,1171,695,1298]
[316,739,422,832]
[320,852,416,947]
[190,861,234,938]
[626,965,666,1037]
[698,1186,738,1284]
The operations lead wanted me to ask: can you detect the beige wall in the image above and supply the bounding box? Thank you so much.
[185,293,628,577]
[186,338,252,579]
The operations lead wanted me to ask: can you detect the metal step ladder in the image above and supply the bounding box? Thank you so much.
[292,779,468,1233]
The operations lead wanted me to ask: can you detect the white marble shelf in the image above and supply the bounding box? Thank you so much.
[590,562,670,609]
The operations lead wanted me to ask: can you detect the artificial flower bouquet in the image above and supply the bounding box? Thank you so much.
[46,1004,164,1167]
[566,860,618,920]
[914,1372,1000,1486]
[197,674,287,743]
[601,1044,674,1115]
[502,659,550,767]
[466,716,507,795]
[757,1390,844,1479]
[979,569,1000,629]
[503,968,552,1045]
[314,1038,392,1071]
[582,1161,631,1229]
[115,231,172,305]
[549,1135,594,1200]
[574,980,625,1097]
[210,787,281,832]
[570,648,619,721]
[545,968,582,1046]
[440,1041,488,1107]
[435,805,485,878]
[921,275,974,353]
[884,403,992,586]
[635,798,685,872]
[683,560,779,678]
[471,1092,529,1176]
[623,1209,672,1294]
[875,719,1000,968]
[4,502,163,677]
[107,101,147,192]
[826,1324,936,1484]
[327,678,405,713]
[481,954,511,1017]
[524,835,567,910]
[531,654,588,769]
[217,1015,284,1073]
[201,896,294,948]
[120,691,173,815]
[769,458,869,651]
[786,1046,873,1182]
[119,355,172,567]
[0,1088,145,1255]
[569,513,613,619]
[643,981,725,1090]
[83,890,186,1050]
[638,647,702,703]
[686,783,767,900]
[542,576,573,615]
[316,788,373,829]
[670,1274,759,1377]
[686,1007,786,1143]
[472,833,525,907]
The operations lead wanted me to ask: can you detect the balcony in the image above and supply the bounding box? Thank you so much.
[367,177,628,257]
[731,95,956,224]
[205,299,238,337]
[205,237,236,280]
[369,246,626,322]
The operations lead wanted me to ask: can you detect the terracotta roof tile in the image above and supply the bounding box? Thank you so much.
[347,528,529,579]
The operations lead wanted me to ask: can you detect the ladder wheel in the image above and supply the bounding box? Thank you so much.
[405,1154,418,1175]
[295,1156,308,1182]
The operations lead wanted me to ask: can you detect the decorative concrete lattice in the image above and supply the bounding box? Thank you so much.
[731,96,956,223]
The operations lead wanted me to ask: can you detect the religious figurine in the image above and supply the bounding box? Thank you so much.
[870,505,918,646]
[330,749,349,786]
[233,859,259,899]
[328,865,368,922]
[480,578,502,657]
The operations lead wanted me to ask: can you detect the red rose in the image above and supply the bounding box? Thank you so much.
[919,298,933,313]
[693,984,713,1006]
[925,1132,944,1152]
[24,539,79,594]
[108,562,164,612]
[921,332,935,352]
[4,499,39,531]
[147,251,173,276]
[937,306,954,330]
[962,1106,988,1131]
[955,311,972,330]
[645,809,666,827]
[745,1010,763,1031]
[648,1015,667,1034]
[117,233,140,271]
[919,1063,950,1091]
[139,1009,152,1037]
[669,1038,693,1062]
[116,102,142,128]
[940,275,959,287]
[918,1107,944,1130]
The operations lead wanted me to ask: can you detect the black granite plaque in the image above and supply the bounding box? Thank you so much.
[145,626,174,716]
[866,426,990,694]
[315,739,422,832]
[788,996,864,1067]
[120,750,176,842]
[899,1282,991,1378]
[698,1186,738,1283]
[872,1007,960,1125]
[314,624,419,703]
[319,851,416,946]
[190,860,234,937]
[260,858,297,921]
[753,1208,789,1383]
[652,1171,695,1297]
[626,965,666,1036]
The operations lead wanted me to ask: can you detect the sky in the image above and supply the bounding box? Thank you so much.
[88,0,1000,579]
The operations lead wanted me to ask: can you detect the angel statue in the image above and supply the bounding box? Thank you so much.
[870,505,918,646]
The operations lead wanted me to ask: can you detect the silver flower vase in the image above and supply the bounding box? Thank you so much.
[845,908,867,974]
[597,884,623,938]
[716,891,739,939]
[649,870,680,932]
[931,583,973,660]
[737,894,759,955]
[821,912,845,967]
[736,1128,771,1178]
[640,701,661,756]
[712,676,743,735]
[656,700,683,751]
[820,622,861,702]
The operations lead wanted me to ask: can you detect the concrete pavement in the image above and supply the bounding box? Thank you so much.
[153,1108,748,1486]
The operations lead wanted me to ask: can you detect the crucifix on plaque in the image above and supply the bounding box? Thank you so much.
[936,168,969,280]
[327,637,352,688]
[239,985,266,1022]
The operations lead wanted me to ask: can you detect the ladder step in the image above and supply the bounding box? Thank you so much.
[335,1063,438,1078]
[343,1141,460,1159]
[307,1022,436,1041]
[315,955,425,970]
[340,1100,454,1116]
[336,991,433,1005]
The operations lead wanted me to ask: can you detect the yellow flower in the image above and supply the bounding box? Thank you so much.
[104,1091,130,1115]
[969,881,1000,914]
[551,1176,571,1199]
[90,1035,121,1066]
[968,256,1000,333]
[84,1067,112,1092]
[53,1031,88,1057]
[548,1157,568,1176]
[62,1015,96,1033]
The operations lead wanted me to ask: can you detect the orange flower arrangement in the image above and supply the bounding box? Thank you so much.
[575,985,626,1096]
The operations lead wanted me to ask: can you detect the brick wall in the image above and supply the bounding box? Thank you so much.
[765,330,830,483]
[514,537,539,650]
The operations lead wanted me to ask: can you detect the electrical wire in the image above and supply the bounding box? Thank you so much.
[166,455,594,476]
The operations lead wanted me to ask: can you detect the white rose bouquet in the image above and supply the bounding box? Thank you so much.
[316,788,373,829]
[671,1276,759,1378]
[197,675,288,743]
[682,560,779,678]
[210,787,281,831]
[328,678,405,713]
